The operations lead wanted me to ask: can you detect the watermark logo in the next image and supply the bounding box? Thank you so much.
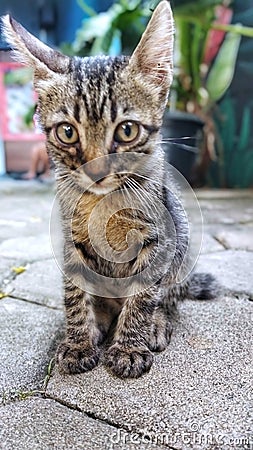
[108,426,252,448]
[50,153,203,297]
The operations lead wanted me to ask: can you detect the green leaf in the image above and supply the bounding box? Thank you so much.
[238,107,251,152]
[176,19,192,75]
[75,13,114,44]
[212,23,253,38]
[175,0,220,17]
[77,0,96,17]
[191,23,204,94]
[206,31,241,102]
[243,157,253,188]
[242,153,253,188]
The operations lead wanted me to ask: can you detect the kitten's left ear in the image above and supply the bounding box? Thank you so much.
[129,0,174,92]
[1,15,69,78]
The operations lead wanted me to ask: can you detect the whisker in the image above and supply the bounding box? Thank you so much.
[121,183,138,219]
[160,136,195,142]
[131,172,163,190]
[126,177,160,219]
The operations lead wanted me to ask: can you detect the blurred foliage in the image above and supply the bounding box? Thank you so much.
[208,96,253,188]
[4,67,33,85]
[23,105,34,128]
[172,0,253,188]
[62,0,151,56]
[171,0,253,112]
[61,0,253,187]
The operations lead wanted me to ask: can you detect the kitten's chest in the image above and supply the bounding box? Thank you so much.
[71,192,150,255]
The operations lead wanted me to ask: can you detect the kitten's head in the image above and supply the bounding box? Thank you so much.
[1,1,174,194]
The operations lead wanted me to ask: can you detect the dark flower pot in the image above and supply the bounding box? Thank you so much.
[161,110,204,183]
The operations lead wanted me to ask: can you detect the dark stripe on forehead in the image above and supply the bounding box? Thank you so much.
[58,106,68,116]
[110,97,118,123]
[99,94,107,119]
[74,103,81,124]
[82,93,90,118]
[72,57,84,97]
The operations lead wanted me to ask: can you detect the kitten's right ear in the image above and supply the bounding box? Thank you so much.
[1,15,69,77]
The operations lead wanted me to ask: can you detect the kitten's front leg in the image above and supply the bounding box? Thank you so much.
[104,289,157,378]
[56,278,101,375]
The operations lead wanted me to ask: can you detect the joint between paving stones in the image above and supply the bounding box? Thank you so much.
[43,393,171,449]
[1,292,63,311]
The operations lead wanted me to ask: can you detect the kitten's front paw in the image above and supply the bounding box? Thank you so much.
[105,343,153,378]
[56,341,100,375]
[148,321,173,352]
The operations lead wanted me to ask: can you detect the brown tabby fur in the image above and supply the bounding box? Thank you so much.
[1,1,218,378]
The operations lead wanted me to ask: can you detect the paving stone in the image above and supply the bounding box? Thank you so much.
[201,204,253,226]
[9,259,63,309]
[47,296,253,450]
[0,176,54,195]
[191,231,224,254]
[197,250,253,297]
[0,187,54,241]
[0,257,23,287]
[0,397,160,450]
[214,226,253,251]
[0,234,53,262]
[196,189,253,200]
[0,298,64,403]
[197,195,253,226]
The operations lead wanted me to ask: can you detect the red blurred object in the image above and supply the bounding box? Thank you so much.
[203,5,233,65]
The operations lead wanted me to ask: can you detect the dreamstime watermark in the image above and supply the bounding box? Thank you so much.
[50,153,203,298]
[107,425,252,449]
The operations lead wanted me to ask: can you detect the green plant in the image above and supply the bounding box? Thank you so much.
[172,1,252,110]
[171,0,253,186]
[62,0,151,56]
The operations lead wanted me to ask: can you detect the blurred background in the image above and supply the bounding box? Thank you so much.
[0,0,253,188]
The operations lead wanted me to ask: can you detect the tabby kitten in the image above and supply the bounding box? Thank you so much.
[2,1,217,378]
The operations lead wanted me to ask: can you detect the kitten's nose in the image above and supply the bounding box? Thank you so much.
[84,158,110,182]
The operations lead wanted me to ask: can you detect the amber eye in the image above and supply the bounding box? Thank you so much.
[55,123,79,145]
[114,121,139,144]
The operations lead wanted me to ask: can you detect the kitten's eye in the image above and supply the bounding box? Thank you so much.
[55,123,79,145]
[114,121,139,144]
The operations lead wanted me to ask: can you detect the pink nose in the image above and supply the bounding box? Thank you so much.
[84,159,110,182]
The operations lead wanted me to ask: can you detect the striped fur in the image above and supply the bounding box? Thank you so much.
[1,1,218,378]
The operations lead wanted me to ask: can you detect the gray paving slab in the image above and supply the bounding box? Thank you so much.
[0,186,54,242]
[0,257,23,287]
[197,250,253,297]
[197,196,253,226]
[0,297,64,403]
[0,234,53,261]
[47,296,253,450]
[0,176,54,194]
[9,258,63,309]
[192,231,225,254]
[0,397,161,450]
[196,189,253,200]
[214,225,253,251]
[0,204,52,242]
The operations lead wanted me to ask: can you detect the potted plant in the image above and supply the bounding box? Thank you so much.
[165,0,253,184]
